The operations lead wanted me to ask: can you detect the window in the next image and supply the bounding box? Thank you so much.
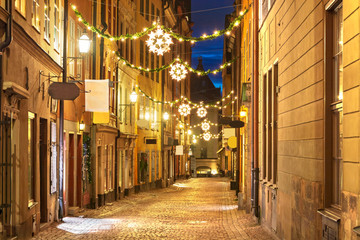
[140,0,144,17]
[54,0,60,50]
[331,4,343,206]
[113,4,116,35]
[156,55,159,82]
[140,40,144,75]
[151,3,155,23]
[261,74,267,180]
[151,53,154,80]
[69,18,75,76]
[44,0,50,41]
[15,0,26,16]
[32,0,40,30]
[146,0,149,21]
[126,27,130,60]
[145,46,149,78]
[125,88,129,124]
[139,95,144,120]
[77,27,83,79]
[107,0,112,34]
[28,112,35,203]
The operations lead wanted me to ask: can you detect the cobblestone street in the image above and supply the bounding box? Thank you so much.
[34,178,274,240]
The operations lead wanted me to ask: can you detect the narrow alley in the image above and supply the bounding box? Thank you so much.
[34,178,274,240]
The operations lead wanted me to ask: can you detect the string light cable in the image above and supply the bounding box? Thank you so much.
[116,52,237,77]
[137,85,237,109]
[72,5,248,43]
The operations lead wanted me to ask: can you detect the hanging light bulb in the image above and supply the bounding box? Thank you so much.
[178,103,191,116]
[197,106,207,118]
[169,62,188,81]
[203,132,211,141]
[146,25,173,56]
[201,120,211,131]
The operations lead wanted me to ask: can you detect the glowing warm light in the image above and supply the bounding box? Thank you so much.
[211,169,218,175]
[188,129,192,135]
[79,32,91,53]
[178,103,191,116]
[193,139,197,144]
[163,112,169,120]
[79,121,85,131]
[130,89,138,103]
[240,11,244,16]
[145,112,150,120]
[201,121,211,131]
[146,25,173,56]
[203,132,211,141]
[170,63,188,81]
[197,106,207,118]
[240,111,247,117]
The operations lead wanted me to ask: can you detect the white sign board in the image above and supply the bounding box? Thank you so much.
[223,128,236,139]
[175,145,184,156]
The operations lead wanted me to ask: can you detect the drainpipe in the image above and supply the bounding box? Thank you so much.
[89,0,97,209]
[0,0,12,120]
[114,0,120,202]
[161,0,167,186]
[59,0,68,220]
[99,0,107,79]
[251,0,260,218]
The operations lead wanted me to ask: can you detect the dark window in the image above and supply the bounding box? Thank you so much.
[140,0,144,16]
[146,0,149,21]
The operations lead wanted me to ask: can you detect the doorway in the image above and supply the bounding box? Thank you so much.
[76,135,82,206]
[68,134,75,206]
[40,118,48,222]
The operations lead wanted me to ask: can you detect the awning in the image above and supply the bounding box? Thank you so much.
[217,147,225,154]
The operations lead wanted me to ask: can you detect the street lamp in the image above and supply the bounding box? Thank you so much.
[79,121,85,131]
[130,88,138,103]
[163,112,169,121]
[79,31,91,54]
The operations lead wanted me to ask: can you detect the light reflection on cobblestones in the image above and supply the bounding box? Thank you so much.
[34,178,274,240]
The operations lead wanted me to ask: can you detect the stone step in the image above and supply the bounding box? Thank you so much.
[68,207,80,216]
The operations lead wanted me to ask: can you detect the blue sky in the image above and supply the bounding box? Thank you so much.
[191,0,235,89]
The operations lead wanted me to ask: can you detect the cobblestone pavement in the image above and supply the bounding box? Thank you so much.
[34,178,275,240]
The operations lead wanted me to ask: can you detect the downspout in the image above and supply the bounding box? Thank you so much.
[59,0,68,220]
[114,0,120,201]
[99,0,108,79]
[90,0,97,208]
[115,64,120,200]
[0,0,13,121]
[161,0,167,185]
[236,16,242,197]
[251,0,260,218]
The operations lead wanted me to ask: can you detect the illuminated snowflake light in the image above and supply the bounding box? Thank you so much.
[203,132,211,141]
[201,120,211,131]
[197,106,207,118]
[178,103,191,116]
[170,63,188,81]
[146,25,173,56]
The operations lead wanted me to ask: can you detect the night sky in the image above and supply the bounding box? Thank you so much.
[191,0,235,89]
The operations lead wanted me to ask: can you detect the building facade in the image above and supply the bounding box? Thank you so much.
[0,0,192,238]
[239,0,360,239]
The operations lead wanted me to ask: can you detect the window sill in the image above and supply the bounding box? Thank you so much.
[317,207,341,222]
[28,201,38,210]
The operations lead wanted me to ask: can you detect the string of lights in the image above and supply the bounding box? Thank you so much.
[72,5,248,43]
[138,86,237,109]
[116,52,237,77]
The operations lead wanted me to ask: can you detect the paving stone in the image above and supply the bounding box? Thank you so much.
[34,178,274,240]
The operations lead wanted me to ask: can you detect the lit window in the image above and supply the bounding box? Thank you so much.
[54,0,60,50]
[15,0,26,16]
[32,0,40,30]
[44,0,50,41]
